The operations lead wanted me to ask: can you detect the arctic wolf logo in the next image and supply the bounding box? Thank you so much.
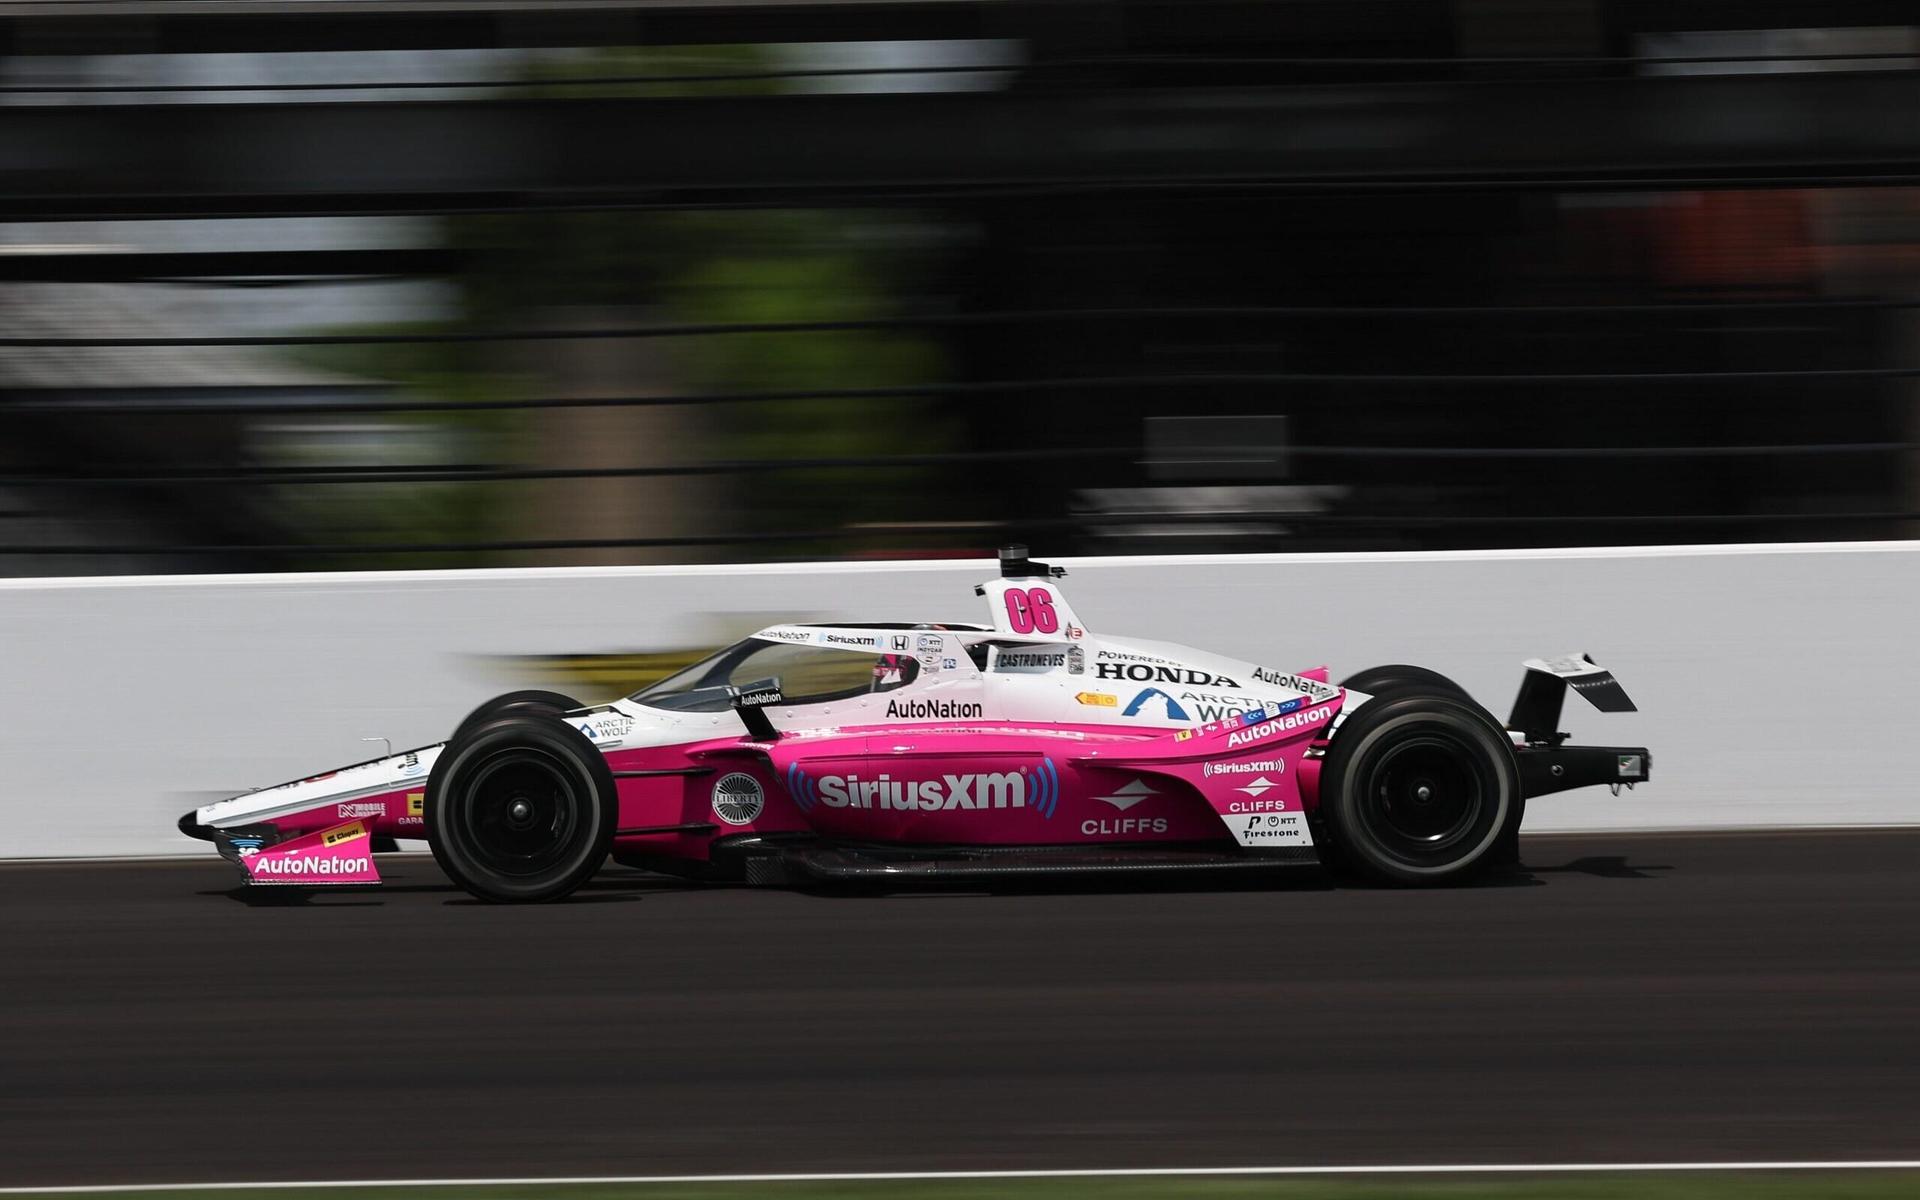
[1123,688,1189,720]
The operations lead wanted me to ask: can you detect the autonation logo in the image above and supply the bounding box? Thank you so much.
[253,856,371,876]
[885,698,984,720]
[787,761,1059,817]
[1225,704,1334,747]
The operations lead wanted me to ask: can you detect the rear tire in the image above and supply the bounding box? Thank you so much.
[1319,688,1518,886]
[426,714,616,903]
[1338,664,1470,701]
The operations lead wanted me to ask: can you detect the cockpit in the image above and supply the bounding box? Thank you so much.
[629,635,921,712]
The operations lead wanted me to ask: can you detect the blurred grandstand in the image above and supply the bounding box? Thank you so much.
[2,0,1919,572]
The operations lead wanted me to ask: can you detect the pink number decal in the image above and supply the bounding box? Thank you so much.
[1003,587,1059,634]
[1029,589,1059,633]
[1004,588,1033,633]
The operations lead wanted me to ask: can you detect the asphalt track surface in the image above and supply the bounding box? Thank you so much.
[3,830,1919,1187]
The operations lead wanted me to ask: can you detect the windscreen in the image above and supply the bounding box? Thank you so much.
[630,637,918,712]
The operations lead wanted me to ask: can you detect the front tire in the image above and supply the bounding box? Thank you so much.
[426,714,616,902]
[1320,688,1518,885]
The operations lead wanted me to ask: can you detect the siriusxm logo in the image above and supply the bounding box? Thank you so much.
[1203,759,1284,777]
[787,760,1059,818]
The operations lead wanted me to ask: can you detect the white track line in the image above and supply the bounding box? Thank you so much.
[11,825,1920,868]
[6,1162,1920,1193]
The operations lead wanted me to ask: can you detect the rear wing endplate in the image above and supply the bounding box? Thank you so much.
[1509,654,1636,745]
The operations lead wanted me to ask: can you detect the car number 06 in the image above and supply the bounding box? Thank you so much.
[1004,587,1059,634]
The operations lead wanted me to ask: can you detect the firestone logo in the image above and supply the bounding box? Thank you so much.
[787,761,1059,817]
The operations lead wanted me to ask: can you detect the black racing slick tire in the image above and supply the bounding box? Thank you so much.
[1319,688,1519,886]
[425,714,616,903]
[1338,665,1471,702]
[449,690,582,746]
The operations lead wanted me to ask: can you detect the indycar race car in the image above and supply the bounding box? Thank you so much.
[181,547,1649,902]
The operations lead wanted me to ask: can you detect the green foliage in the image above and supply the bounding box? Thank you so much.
[271,44,960,566]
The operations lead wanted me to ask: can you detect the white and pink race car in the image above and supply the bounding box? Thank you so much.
[181,547,1649,902]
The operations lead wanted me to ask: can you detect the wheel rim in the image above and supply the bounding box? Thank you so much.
[454,747,585,878]
[1359,733,1489,860]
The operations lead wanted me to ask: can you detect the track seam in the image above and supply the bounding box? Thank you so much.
[8,1161,1920,1193]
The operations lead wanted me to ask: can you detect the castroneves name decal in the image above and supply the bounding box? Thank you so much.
[787,761,1059,817]
[996,650,1067,670]
[1097,662,1241,687]
[886,698,984,720]
[1224,704,1335,746]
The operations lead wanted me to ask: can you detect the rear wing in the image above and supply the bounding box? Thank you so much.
[1509,654,1636,746]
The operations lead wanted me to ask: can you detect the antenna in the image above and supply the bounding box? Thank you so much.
[999,544,1065,579]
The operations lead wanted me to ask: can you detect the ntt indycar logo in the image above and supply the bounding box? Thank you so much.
[253,855,371,876]
[787,760,1060,818]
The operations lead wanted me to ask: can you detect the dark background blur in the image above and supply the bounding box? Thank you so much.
[3,0,1919,574]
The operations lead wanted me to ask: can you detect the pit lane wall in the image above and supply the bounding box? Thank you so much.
[2,542,1913,858]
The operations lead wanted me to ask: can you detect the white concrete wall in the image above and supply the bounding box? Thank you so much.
[4,542,1915,858]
